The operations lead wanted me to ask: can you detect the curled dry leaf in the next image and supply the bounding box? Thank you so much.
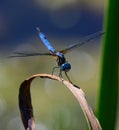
[19,74,102,130]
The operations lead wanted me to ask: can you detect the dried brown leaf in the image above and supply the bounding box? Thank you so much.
[19,74,102,130]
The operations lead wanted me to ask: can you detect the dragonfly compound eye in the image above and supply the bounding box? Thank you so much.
[60,63,71,72]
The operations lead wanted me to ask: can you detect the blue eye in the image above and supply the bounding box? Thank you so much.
[60,63,71,72]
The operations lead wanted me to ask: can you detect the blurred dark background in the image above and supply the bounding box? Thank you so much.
[0,0,104,52]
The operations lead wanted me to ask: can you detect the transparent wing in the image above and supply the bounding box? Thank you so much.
[60,31,105,54]
[8,52,52,58]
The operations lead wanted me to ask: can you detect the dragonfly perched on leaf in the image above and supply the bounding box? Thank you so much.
[10,27,104,82]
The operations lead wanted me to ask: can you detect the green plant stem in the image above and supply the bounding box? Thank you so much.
[97,0,119,130]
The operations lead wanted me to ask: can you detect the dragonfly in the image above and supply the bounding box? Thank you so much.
[10,27,104,82]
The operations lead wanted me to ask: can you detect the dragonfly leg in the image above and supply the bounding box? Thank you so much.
[59,70,63,78]
[64,71,72,83]
[52,66,59,75]
[59,70,64,83]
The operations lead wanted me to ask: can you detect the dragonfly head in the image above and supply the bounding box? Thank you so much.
[60,62,71,72]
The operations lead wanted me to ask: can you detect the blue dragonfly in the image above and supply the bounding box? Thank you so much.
[10,27,104,82]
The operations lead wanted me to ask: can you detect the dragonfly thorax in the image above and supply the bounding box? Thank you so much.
[56,52,71,72]
[56,52,66,66]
